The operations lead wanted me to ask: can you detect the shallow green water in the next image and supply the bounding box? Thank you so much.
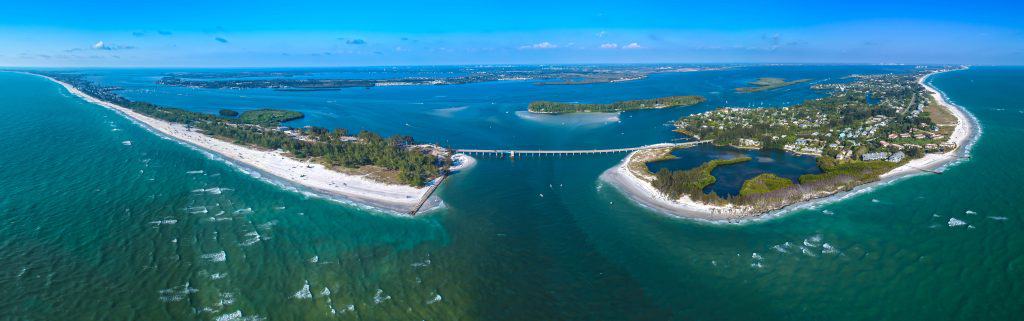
[1,68,1022,320]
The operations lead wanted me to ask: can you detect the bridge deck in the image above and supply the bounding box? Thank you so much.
[453,140,710,156]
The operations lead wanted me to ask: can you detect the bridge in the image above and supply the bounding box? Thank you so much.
[453,140,710,158]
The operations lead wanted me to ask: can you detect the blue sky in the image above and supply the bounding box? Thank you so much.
[2,0,1022,66]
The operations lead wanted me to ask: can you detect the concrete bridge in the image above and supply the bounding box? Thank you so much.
[453,140,710,158]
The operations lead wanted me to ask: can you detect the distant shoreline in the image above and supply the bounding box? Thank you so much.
[29,72,473,215]
[601,67,980,223]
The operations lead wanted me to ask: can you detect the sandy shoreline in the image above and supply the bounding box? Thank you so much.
[602,68,980,223]
[34,73,470,214]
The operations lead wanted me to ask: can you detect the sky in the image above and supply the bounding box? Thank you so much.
[2,0,1023,67]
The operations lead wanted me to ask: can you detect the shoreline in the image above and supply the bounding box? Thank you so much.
[32,73,472,215]
[601,68,980,223]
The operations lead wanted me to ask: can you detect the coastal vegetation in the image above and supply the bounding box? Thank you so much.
[238,109,304,125]
[44,72,446,187]
[736,77,810,93]
[651,156,751,200]
[528,95,706,114]
[641,68,962,213]
[739,173,794,196]
[218,109,239,117]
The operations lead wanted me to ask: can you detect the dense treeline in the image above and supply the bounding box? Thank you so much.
[651,157,752,201]
[239,109,304,125]
[529,95,705,113]
[44,72,444,186]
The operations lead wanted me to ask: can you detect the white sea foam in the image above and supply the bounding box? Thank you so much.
[122,140,132,146]
[241,231,261,246]
[427,293,443,305]
[771,242,792,253]
[257,220,277,230]
[373,289,391,304]
[800,246,817,257]
[321,287,331,296]
[340,304,355,313]
[822,210,834,215]
[293,280,312,299]
[309,256,319,263]
[210,273,227,280]
[159,282,198,302]
[988,216,1008,221]
[202,251,227,262]
[948,217,967,227]
[149,219,178,225]
[233,208,253,215]
[214,310,264,321]
[411,258,431,268]
[186,170,205,175]
[193,187,231,195]
[965,210,977,215]
[751,252,763,260]
[219,292,236,306]
[187,206,209,214]
[821,243,840,255]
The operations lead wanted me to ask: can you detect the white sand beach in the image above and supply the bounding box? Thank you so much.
[39,74,459,214]
[602,68,979,222]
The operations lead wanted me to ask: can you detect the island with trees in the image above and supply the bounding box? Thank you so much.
[41,72,449,188]
[736,77,811,93]
[528,95,706,114]
[609,66,973,219]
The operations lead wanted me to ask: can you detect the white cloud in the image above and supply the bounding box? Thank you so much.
[596,31,607,38]
[91,41,134,50]
[623,42,642,49]
[519,41,557,49]
[600,43,618,49]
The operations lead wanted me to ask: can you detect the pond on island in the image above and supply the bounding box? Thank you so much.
[645,144,822,197]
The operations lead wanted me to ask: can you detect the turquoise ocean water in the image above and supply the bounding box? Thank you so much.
[1,66,1022,320]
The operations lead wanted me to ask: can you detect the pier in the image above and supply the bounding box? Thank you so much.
[453,140,710,158]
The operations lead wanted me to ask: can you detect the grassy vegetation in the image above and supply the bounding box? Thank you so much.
[736,77,810,93]
[239,109,304,125]
[923,94,957,136]
[218,109,239,117]
[798,158,899,185]
[651,156,752,200]
[739,173,794,196]
[528,95,705,114]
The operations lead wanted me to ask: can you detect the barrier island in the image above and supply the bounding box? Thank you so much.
[528,95,706,114]
[34,72,462,214]
[736,77,810,93]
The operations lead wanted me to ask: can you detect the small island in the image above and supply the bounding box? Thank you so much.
[528,95,706,114]
[736,77,810,93]
[238,109,304,125]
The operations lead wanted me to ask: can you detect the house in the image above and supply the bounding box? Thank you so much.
[887,151,905,163]
[862,151,889,161]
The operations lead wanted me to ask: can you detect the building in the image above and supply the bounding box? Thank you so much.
[862,151,890,161]
[887,151,906,163]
